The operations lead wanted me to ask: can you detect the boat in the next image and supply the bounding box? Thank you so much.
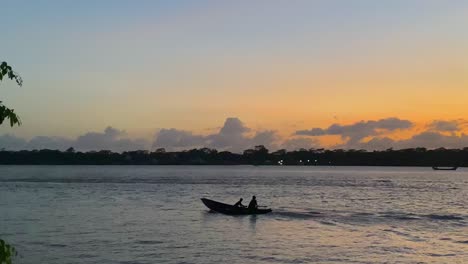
[432,166,458,171]
[201,198,272,215]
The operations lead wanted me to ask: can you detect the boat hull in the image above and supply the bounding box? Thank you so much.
[201,198,272,215]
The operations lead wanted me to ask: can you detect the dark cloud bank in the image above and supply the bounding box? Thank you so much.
[296,117,413,143]
[1,118,468,152]
[0,127,148,152]
[296,118,468,150]
[153,118,279,152]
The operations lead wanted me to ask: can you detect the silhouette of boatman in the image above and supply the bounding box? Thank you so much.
[248,196,258,210]
[234,198,245,208]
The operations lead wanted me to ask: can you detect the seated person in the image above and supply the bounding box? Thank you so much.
[233,198,245,208]
[248,196,258,210]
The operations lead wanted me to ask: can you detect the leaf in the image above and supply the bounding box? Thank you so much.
[0,104,21,126]
[0,61,23,127]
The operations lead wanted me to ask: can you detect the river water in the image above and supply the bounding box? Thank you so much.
[0,166,467,264]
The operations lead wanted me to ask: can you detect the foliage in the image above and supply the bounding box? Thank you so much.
[0,62,22,86]
[0,103,21,127]
[0,61,22,127]
[0,239,17,264]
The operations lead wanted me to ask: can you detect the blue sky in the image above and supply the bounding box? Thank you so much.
[1,1,468,151]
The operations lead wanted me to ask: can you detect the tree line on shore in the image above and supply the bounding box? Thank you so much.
[0,145,467,166]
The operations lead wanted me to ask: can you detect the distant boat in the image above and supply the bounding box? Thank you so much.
[201,198,272,215]
[432,166,458,171]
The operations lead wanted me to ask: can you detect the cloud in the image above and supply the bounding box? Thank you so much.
[1,119,276,153]
[0,127,150,152]
[427,120,462,132]
[350,132,468,150]
[74,127,149,151]
[153,117,278,152]
[207,118,251,149]
[349,119,468,150]
[352,136,395,150]
[396,132,468,149]
[2,117,468,152]
[305,118,468,150]
[251,130,278,148]
[280,137,319,151]
[153,129,206,149]
[0,134,27,150]
[26,136,73,150]
[296,128,326,136]
[218,117,250,135]
[296,117,413,144]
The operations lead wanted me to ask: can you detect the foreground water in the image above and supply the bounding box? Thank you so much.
[0,166,467,264]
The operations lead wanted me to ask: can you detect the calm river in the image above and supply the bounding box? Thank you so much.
[1,166,467,263]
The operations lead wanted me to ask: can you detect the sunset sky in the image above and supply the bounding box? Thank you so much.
[1,1,468,151]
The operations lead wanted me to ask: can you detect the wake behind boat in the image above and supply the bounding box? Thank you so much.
[432,166,458,170]
[201,198,272,215]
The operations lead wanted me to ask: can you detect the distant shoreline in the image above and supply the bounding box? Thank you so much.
[0,164,464,168]
[0,147,465,167]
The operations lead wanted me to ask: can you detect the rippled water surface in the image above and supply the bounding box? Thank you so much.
[1,166,467,264]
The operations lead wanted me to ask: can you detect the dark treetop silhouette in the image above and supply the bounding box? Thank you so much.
[0,61,22,127]
[0,145,466,166]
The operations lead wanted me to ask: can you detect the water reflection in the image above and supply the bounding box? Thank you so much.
[249,215,257,231]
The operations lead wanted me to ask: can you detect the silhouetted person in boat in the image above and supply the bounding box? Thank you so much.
[248,196,258,210]
[234,198,245,208]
